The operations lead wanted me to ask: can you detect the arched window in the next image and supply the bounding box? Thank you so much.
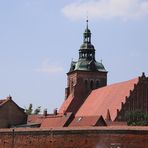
[85,80,88,90]
[90,80,94,90]
[96,80,99,88]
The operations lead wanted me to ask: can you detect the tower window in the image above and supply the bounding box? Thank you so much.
[85,80,88,90]
[96,80,99,88]
[90,80,94,90]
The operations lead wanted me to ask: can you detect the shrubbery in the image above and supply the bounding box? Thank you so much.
[126,110,148,126]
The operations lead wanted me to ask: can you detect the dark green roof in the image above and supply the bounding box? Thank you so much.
[69,59,107,72]
[68,20,107,73]
[80,43,95,50]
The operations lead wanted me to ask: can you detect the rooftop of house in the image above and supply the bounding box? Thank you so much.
[59,94,73,114]
[27,112,74,128]
[69,115,107,127]
[0,96,12,106]
[0,96,25,112]
[40,112,73,128]
[76,77,139,121]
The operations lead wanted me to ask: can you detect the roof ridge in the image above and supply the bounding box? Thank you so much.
[92,77,139,93]
[76,76,140,121]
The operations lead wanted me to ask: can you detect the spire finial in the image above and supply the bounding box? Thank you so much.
[86,14,88,29]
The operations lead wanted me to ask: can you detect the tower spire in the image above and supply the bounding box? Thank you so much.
[83,19,91,43]
[86,18,88,30]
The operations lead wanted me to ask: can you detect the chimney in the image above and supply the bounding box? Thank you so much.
[43,109,47,116]
[63,110,67,116]
[53,108,57,115]
[142,72,145,77]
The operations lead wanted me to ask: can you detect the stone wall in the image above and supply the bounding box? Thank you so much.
[0,127,148,148]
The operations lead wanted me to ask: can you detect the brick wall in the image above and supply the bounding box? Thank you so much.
[64,71,107,114]
[67,71,107,98]
[116,76,148,121]
[0,100,27,128]
[0,127,148,148]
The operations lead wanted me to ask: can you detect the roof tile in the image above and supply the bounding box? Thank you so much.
[40,113,73,128]
[76,78,138,121]
[59,94,73,113]
[69,115,106,127]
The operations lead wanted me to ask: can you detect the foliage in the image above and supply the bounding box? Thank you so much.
[33,106,41,115]
[25,104,41,115]
[126,110,148,126]
[25,104,33,115]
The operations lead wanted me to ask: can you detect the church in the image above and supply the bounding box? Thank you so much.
[26,20,148,128]
[0,21,148,147]
[0,21,148,128]
[57,20,148,125]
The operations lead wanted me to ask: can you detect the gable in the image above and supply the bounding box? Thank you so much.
[69,115,107,127]
[0,97,26,116]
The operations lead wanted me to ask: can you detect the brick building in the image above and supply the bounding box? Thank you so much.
[59,20,148,124]
[76,73,148,122]
[59,20,107,115]
[26,21,148,128]
[0,21,148,147]
[0,96,27,128]
[0,21,147,128]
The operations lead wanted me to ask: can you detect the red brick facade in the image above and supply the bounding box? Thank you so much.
[0,127,148,148]
[116,73,148,121]
[62,22,108,115]
[66,71,107,99]
[0,97,27,128]
[0,22,148,147]
[63,71,107,114]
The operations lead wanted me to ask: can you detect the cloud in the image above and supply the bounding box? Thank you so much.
[62,0,148,21]
[34,59,63,74]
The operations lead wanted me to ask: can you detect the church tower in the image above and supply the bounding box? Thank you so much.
[60,21,107,114]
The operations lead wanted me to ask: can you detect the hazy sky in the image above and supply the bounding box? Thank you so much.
[0,0,148,113]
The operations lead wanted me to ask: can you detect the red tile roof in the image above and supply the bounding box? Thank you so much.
[59,94,73,113]
[69,115,106,127]
[0,96,11,106]
[40,113,73,128]
[0,99,6,105]
[76,78,138,121]
[27,114,45,124]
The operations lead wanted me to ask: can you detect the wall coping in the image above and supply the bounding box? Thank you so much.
[1,126,148,135]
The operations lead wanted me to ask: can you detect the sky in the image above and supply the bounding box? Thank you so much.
[0,0,148,113]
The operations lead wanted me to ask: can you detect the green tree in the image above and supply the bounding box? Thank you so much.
[126,110,148,126]
[33,106,41,115]
[25,104,33,115]
[25,104,41,115]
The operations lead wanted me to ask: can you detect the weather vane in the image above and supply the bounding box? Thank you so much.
[86,11,89,28]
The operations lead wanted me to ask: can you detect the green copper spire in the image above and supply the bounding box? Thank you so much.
[69,20,107,73]
[79,19,95,61]
[83,19,91,43]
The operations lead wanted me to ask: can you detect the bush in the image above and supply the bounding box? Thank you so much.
[126,110,148,126]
